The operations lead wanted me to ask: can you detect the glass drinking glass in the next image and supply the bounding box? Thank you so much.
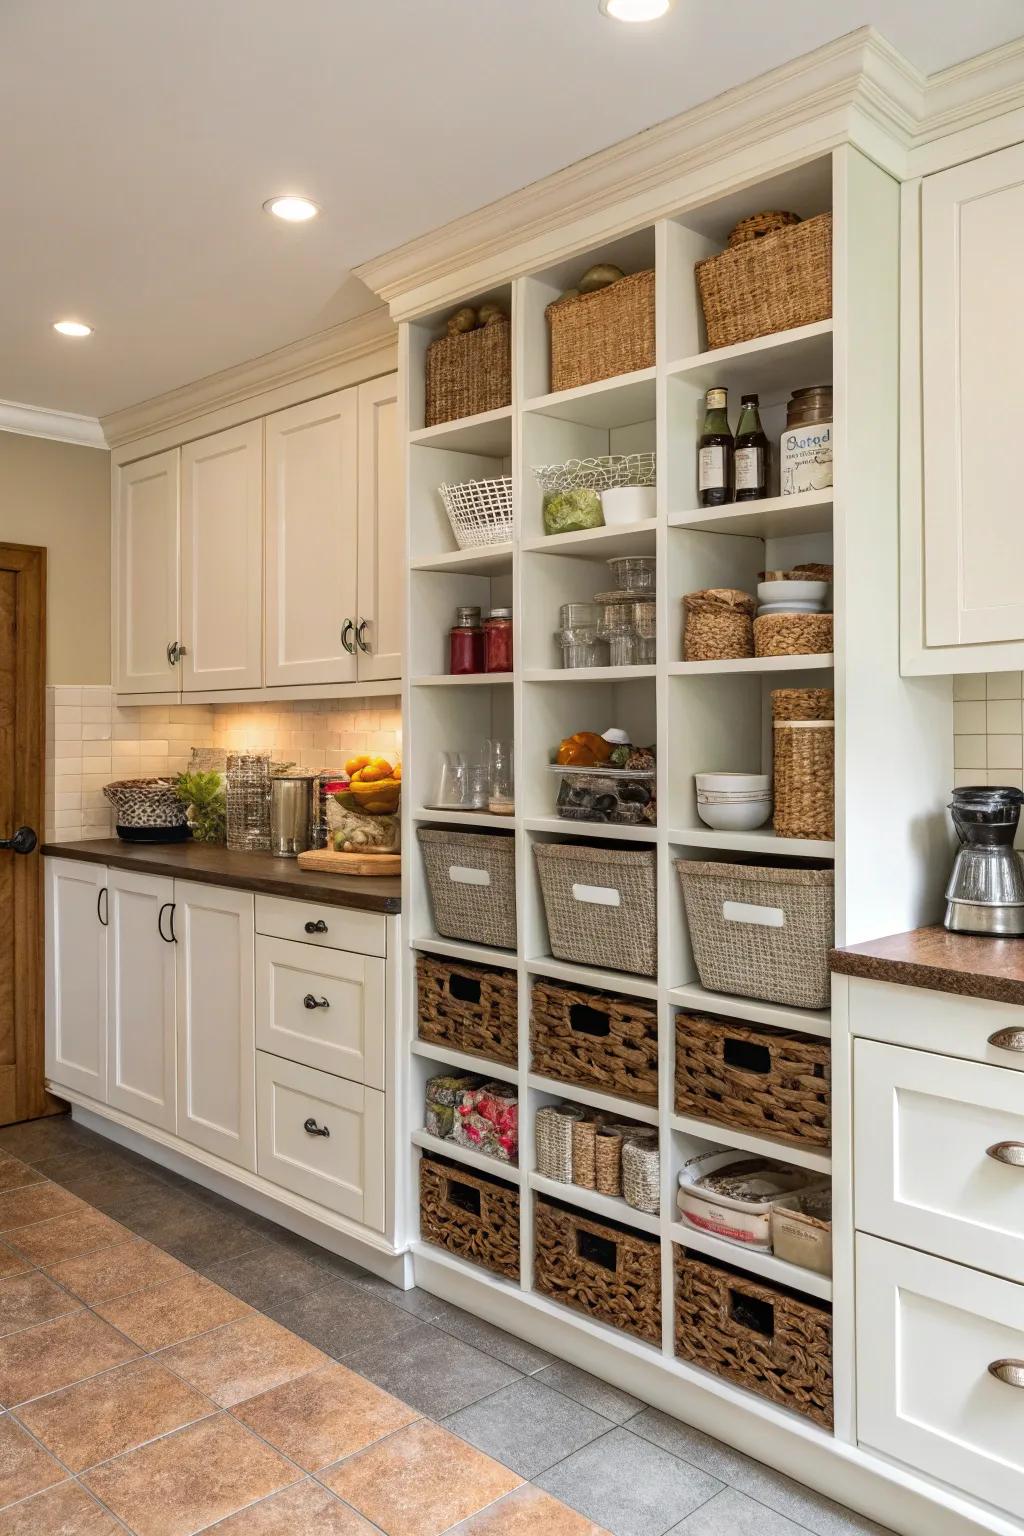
[487,739,515,815]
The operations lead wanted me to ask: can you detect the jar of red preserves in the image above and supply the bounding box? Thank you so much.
[484,608,513,673]
[449,606,485,675]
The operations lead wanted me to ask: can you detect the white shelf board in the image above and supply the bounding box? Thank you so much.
[522,519,658,560]
[529,1172,662,1237]
[669,826,835,859]
[523,368,657,429]
[527,1073,660,1127]
[669,490,833,538]
[665,322,833,394]
[524,815,657,843]
[669,654,833,676]
[669,1113,832,1175]
[414,806,517,830]
[412,673,514,687]
[411,1038,519,1086]
[525,665,657,684]
[411,935,518,969]
[669,1221,832,1302]
[667,982,831,1039]
[409,406,513,457]
[526,954,659,1002]
[411,1128,522,1184]
[412,543,513,576]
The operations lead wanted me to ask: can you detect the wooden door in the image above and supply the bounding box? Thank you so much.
[181,422,263,692]
[114,450,180,693]
[175,881,255,1169]
[264,391,359,687]
[0,544,51,1123]
[356,373,403,681]
[106,868,176,1131]
[45,858,107,1101]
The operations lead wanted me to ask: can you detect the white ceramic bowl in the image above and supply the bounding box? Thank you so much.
[756,579,829,605]
[695,771,770,794]
[696,798,773,831]
[600,486,657,525]
[756,600,827,615]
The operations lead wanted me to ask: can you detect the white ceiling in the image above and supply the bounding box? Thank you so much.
[2,0,1021,420]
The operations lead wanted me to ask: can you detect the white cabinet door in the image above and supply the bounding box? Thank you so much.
[264,391,358,687]
[255,935,385,1088]
[114,450,180,693]
[355,373,402,682]
[181,422,263,692]
[175,881,255,1170]
[106,869,176,1131]
[922,142,1024,646]
[45,858,107,1100]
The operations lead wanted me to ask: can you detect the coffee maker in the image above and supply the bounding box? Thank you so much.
[944,786,1024,936]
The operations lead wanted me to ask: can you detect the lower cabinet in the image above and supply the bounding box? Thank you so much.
[106,869,176,1133]
[45,859,107,1102]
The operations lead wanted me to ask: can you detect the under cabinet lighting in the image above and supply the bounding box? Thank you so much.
[52,320,93,337]
[264,195,320,223]
[599,0,672,18]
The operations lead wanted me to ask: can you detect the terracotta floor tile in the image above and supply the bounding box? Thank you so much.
[0,1160,45,1195]
[0,1249,27,1282]
[0,1183,82,1232]
[0,1270,80,1336]
[204,1479,376,1533]
[233,1361,419,1471]
[0,1479,121,1534]
[0,1414,66,1507]
[16,1357,216,1472]
[95,1271,252,1350]
[453,1483,612,1534]
[0,1309,140,1406]
[157,1312,325,1408]
[46,1235,189,1305]
[322,1418,522,1536]
[82,1413,299,1536]
[6,1208,126,1267]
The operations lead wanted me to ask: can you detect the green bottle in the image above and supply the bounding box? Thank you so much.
[698,387,733,507]
[734,393,769,502]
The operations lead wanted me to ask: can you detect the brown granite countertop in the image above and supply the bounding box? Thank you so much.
[42,840,401,915]
[831,925,1024,1006]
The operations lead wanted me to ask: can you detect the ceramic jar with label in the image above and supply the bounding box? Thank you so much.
[780,385,832,496]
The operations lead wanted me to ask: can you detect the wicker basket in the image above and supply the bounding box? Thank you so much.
[530,979,658,1105]
[622,1132,660,1215]
[572,1118,598,1190]
[546,271,655,394]
[595,1127,623,1197]
[674,1246,833,1426]
[674,1012,831,1148]
[536,1104,586,1182]
[439,477,514,551]
[534,1196,661,1345]
[418,829,516,950]
[754,612,832,658]
[676,860,834,1010]
[728,210,800,246]
[770,688,833,722]
[416,953,518,1066]
[419,1153,520,1280]
[425,318,511,427]
[533,844,657,977]
[773,721,835,841]
[684,590,755,662]
[696,213,832,351]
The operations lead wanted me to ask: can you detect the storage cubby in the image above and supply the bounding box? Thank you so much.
[407,283,514,437]
[409,441,513,569]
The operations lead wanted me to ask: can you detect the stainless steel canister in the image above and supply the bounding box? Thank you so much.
[270,774,314,857]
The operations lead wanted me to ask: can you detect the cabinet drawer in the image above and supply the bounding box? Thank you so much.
[255,936,384,1089]
[856,1038,1024,1281]
[857,1233,1024,1518]
[255,1053,384,1231]
[254,895,385,958]
[849,977,1024,1072]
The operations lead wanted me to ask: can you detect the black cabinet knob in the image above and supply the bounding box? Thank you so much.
[304,919,328,935]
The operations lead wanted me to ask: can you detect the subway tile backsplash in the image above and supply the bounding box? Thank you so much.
[953,672,1024,790]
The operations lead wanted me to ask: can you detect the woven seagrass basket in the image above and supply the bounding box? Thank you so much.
[534,844,657,977]
[418,829,516,950]
[416,953,518,1066]
[683,589,755,662]
[674,1011,831,1147]
[535,1104,586,1183]
[419,1153,520,1280]
[695,213,832,351]
[534,1195,661,1344]
[754,611,832,658]
[773,720,835,841]
[770,688,834,722]
[530,979,658,1105]
[546,271,655,394]
[622,1131,660,1215]
[425,318,511,427]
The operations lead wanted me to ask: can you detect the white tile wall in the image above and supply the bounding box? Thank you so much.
[953,673,1024,791]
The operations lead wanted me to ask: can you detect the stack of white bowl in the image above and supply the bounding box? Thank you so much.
[756,577,830,616]
[695,772,772,831]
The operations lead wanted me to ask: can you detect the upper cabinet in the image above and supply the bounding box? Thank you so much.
[355,374,403,682]
[114,449,180,693]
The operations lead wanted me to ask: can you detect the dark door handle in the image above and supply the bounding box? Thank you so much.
[303,994,330,1009]
[158,902,177,943]
[340,620,355,656]
[96,887,108,926]
[304,919,328,935]
[355,619,370,654]
[0,827,36,855]
[304,1118,330,1137]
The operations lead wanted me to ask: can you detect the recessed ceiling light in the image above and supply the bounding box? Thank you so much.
[599,0,672,19]
[53,319,93,337]
[264,195,320,223]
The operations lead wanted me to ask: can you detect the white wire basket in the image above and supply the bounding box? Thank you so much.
[438,476,514,550]
[531,452,656,494]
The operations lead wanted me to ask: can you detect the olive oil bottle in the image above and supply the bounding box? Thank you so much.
[734,393,769,501]
[698,387,733,506]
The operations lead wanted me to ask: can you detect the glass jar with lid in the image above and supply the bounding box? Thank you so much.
[484,608,513,673]
[449,606,485,675]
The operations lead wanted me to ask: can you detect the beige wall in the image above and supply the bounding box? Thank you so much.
[0,431,110,684]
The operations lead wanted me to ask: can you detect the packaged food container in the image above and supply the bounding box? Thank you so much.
[548,764,656,826]
[606,556,656,592]
[542,488,604,535]
[780,385,833,497]
[772,1185,832,1275]
[676,1148,822,1252]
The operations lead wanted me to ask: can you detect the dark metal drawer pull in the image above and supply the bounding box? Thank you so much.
[989,1359,1024,1387]
[303,994,330,1010]
[986,1141,1024,1167]
[304,1118,330,1138]
[989,1028,1024,1054]
[304,919,328,935]
[158,902,177,943]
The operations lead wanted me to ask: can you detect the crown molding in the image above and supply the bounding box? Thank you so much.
[920,35,1024,139]
[0,399,107,450]
[101,304,397,448]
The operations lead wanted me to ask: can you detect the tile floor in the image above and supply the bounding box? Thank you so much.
[0,1116,892,1536]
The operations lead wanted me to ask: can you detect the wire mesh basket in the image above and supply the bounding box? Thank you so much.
[531,453,656,495]
[438,477,514,550]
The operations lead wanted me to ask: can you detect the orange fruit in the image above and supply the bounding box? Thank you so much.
[345,754,371,777]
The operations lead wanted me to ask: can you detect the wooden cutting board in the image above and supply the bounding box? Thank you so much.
[297,848,401,877]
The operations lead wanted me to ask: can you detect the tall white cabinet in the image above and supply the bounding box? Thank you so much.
[356,374,403,682]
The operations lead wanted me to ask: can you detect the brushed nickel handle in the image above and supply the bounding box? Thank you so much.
[303,994,329,1010]
[303,1118,330,1138]
[989,1359,1024,1387]
[166,640,188,666]
[989,1028,1024,1054]
[355,619,370,654]
[986,1142,1024,1166]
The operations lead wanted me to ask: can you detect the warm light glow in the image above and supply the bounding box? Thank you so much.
[264,195,320,223]
[53,320,93,337]
[599,0,672,18]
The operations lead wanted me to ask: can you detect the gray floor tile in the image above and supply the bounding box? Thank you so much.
[268,1277,420,1358]
[443,1376,611,1479]
[535,1427,722,1536]
[343,1319,521,1417]
[428,1299,555,1373]
[534,1361,643,1425]
[668,1487,808,1535]
[36,1157,168,1211]
[105,1186,264,1267]
[0,1115,106,1163]
[204,1241,334,1310]
[629,1408,756,1483]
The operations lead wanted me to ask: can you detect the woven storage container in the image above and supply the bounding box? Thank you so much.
[754,612,832,658]
[683,589,755,662]
[534,1195,661,1345]
[536,1104,586,1182]
[418,829,516,950]
[425,318,511,427]
[675,1246,833,1425]
[419,1153,520,1280]
[595,1126,623,1197]
[622,1131,660,1215]
[729,210,800,245]
[770,688,833,722]
[773,720,835,841]
[530,979,658,1105]
[416,953,518,1066]
[676,860,834,1009]
[546,271,655,394]
[674,1012,831,1148]
[695,213,832,351]
[439,477,514,550]
[572,1118,598,1190]
[533,845,657,977]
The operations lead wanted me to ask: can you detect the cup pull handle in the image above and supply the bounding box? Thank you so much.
[989,1359,1024,1387]
[304,1118,330,1138]
[986,1142,1024,1167]
[988,1028,1024,1054]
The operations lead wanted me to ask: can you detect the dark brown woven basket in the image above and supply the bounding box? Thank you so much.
[674,1012,830,1148]
[546,271,655,394]
[531,979,658,1106]
[425,318,511,428]
[674,1246,833,1427]
[417,953,518,1066]
[419,1153,520,1280]
[696,213,832,351]
[534,1196,661,1345]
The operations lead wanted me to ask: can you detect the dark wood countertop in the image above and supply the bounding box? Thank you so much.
[41,840,401,915]
[831,925,1024,1006]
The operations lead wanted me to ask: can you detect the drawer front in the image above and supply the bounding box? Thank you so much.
[255,936,384,1089]
[254,894,386,958]
[849,977,1024,1072]
[857,1233,1024,1517]
[255,1052,384,1231]
[856,1038,1024,1281]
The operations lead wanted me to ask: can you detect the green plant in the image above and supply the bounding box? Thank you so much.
[175,771,227,844]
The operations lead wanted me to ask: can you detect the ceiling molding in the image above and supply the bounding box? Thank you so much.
[0,398,107,450]
[921,34,1024,137]
[102,304,397,448]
